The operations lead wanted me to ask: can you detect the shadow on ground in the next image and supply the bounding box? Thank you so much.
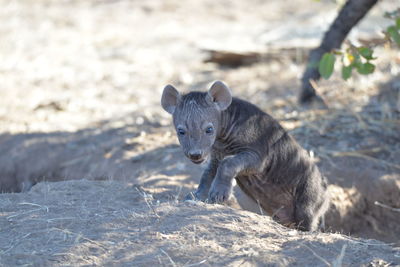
[0,115,201,197]
[0,77,399,246]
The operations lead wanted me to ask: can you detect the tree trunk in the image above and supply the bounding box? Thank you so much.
[299,0,378,104]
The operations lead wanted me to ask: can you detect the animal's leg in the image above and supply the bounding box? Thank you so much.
[209,152,261,203]
[186,155,220,201]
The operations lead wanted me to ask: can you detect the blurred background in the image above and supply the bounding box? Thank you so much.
[0,0,399,244]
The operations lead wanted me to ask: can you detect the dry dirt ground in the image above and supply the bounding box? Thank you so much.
[1,179,399,266]
[0,0,400,266]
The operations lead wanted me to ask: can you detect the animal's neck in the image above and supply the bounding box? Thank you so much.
[217,104,237,143]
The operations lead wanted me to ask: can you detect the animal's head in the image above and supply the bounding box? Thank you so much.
[161,81,232,164]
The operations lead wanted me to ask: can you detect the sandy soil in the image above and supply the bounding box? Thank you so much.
[1,179,399,266]
[0,0,399,265]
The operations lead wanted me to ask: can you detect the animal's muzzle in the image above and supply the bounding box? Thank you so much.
[187,150,204,163]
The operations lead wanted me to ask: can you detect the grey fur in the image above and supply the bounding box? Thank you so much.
[161,81,329,231]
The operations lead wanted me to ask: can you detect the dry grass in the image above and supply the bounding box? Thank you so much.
[0,179,398,266]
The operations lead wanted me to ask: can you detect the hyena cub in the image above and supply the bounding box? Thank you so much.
[161,81,329,231]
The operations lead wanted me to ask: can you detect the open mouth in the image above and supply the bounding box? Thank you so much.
[190,158,205,164]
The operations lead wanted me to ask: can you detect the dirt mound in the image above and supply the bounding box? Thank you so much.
[0,179,398,266]
[1,117,399,246]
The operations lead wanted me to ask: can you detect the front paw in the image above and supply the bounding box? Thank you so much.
[208,183,232,203]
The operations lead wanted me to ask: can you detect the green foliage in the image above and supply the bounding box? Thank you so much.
[318,8,399,81]
[387,26,400,46]
[341,65,352,80]
[319,53,336,79]
[385,10,400,46]
[319,46,376,81]
[356,62,375,75]
[358,47,374,60]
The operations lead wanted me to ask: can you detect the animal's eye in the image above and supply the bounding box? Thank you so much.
[177,129,186,136]
[205,126,214,134]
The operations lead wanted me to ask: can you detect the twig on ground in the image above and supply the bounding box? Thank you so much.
[144,197,160,218]
[332,244,347,267]
[0,232,33,254]
[374,201,400,213]
[7,202,50,220]
[175,186,182,203]
[300,243,331,266]
[135,186,160,218]
[19,202,49,212]
[256,199,265,216]
[271,206,284,220]
[7,208,45,220]
[45,217,77,223]
[51,227,108,252]
[160,248,178,267]
[339,235,394,246]
[184,259,207,267]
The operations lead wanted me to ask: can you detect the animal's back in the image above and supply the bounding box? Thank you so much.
[219,97,329,230]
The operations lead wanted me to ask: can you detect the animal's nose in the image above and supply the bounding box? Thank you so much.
[188,151,202,160]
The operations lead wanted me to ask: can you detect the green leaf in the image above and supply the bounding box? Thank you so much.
[319,53,336,79]
[342,65,353,80]
[356,62,375,75]
[396,17,400,29]
[358,47,374,60]
[387,26,400,46]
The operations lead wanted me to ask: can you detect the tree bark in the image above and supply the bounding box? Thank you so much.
[299,0,378,104]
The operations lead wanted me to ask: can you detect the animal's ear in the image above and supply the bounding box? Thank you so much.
[161,85,181,114]
[207,81,232,111]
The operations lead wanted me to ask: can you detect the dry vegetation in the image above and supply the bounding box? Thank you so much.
[1,180,399,266]
[0,0,399,266]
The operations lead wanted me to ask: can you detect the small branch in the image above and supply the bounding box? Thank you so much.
[374,201,400,213]
[144,197,160,218]
[301,244,331,266]
[135,187,160,218]
[19,202,49,212]
[332,244,347,267]
[160,249,178,267]
[256,199,265,216]
[7,208,44,220]
[185,259,207,267]
[51,227,108,252]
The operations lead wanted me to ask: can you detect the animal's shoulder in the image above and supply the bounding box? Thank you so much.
[229,97,276,124]
[230,97,264,114]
